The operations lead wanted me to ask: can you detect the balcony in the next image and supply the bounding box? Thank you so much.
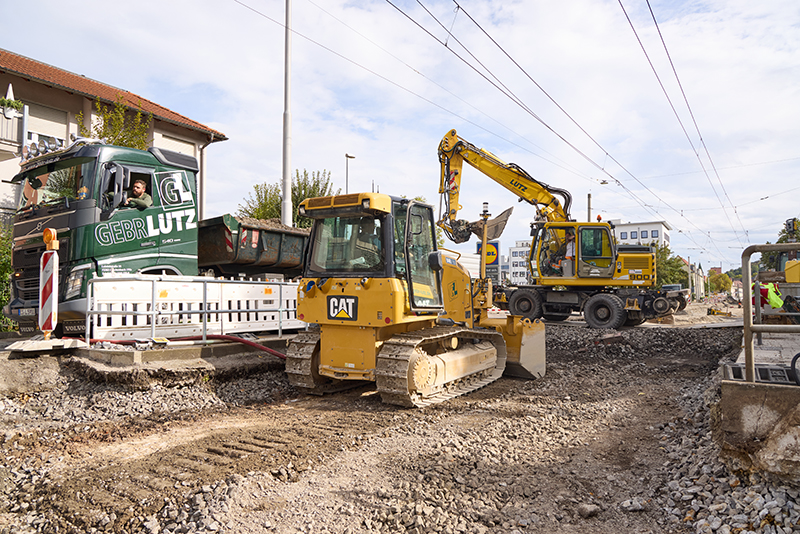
[0,113,22,162]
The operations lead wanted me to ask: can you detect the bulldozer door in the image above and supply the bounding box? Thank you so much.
[404,202,443,312]
[576,226,615,278]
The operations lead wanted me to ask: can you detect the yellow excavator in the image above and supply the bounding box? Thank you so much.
[438,129,689,329]
[285,192,545,407]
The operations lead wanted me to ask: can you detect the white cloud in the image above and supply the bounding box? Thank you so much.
[6,0,800,269]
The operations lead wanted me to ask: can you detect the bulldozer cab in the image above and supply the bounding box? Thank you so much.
[307,215,387,273]
[531,222,615,284]
[302,193,443,311]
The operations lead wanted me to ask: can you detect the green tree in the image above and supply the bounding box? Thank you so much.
[654,243,689,288]
[760,219,800,271]
[0,222,14,332]
[76,94,152,150]
[710,272,732,293]
[237,170,339,228]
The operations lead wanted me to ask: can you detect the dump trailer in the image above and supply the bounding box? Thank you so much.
[285,192,545,407]
[3,138,307,336]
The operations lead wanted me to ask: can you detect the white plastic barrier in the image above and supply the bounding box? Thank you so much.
[86,275,305,340]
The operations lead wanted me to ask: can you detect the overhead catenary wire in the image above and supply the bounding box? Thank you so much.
[232,0,747,265]
[304,0,601,185]
[644,0,749,242]
[404,0,729,260]
[439,0,730,260]
[617,0,745,246]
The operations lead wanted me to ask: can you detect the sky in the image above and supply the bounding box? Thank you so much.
[5,0,800,272]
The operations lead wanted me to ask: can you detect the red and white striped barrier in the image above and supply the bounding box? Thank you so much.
[39,249,59,336]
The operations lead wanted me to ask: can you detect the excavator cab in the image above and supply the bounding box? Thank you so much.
[531,222,616,285]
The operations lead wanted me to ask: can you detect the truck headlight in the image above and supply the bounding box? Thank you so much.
[65,269,85,300]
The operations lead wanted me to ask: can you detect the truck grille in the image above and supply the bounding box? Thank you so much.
[15,277,39,300]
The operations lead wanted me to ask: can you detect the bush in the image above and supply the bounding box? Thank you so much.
[0,222,14,331]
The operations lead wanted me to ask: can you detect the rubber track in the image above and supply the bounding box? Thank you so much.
[375,325,507,408]
[285,332,363,394]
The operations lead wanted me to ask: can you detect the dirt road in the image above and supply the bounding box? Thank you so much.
[0,317,752,534]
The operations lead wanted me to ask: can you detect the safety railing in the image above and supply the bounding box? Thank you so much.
[741,243,800,382]
[85,274,305,341]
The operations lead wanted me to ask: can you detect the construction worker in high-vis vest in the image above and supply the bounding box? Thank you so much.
[753,282,784,309]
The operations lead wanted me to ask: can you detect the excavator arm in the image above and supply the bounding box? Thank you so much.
[437,129,573,243]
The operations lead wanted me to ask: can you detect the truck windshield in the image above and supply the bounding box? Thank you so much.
[308,215,385,273]
[17,157,95,210]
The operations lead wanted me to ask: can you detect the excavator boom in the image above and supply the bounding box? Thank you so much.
[438,129,572,242]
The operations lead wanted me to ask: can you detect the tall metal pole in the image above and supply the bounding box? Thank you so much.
[345,153,355,194]
[280,0,293,226]
[587,193,591,222]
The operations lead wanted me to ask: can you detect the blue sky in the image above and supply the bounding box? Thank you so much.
[6,0,800,271]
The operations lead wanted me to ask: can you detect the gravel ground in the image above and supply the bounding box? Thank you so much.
[2,320,797,534]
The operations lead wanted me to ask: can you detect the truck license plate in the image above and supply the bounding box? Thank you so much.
[18,308,36,317]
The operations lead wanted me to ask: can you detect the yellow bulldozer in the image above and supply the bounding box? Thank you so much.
[285,193,545,407]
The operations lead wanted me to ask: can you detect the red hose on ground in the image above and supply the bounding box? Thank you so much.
[76,335,287,360]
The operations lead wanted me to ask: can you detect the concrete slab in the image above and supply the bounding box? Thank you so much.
[0,334,298,394]
[7,338,89,352]
[718,330,800,483]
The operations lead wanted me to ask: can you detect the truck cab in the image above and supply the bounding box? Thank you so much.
[4,139,201,335]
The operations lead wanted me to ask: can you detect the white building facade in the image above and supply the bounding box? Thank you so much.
[508,240,532,285]
[608,219,671,247]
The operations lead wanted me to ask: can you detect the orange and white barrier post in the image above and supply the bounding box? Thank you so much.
[39,228,59,340]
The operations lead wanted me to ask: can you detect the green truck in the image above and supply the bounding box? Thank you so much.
[3,138,307,336]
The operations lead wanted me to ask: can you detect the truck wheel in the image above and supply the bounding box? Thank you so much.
[508,289,543,321]
[584,294,626,329]
[677,296,688,311]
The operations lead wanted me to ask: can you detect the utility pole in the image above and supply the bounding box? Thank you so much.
[280,0,293,227]
[587,193,592,222]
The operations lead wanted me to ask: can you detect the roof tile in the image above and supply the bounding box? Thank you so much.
[0,48,227,141]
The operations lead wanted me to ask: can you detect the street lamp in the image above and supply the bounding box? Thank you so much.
[345,153,355,194]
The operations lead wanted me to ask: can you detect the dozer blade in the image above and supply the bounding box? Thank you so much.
[503,318,546,379]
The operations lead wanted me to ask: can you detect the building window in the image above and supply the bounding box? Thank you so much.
[631,231,638,239]
[651,229,659,238]
[620,232,627,240]
[641,230,648,239]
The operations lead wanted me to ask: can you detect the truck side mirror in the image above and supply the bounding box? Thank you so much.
[111,163,130,209]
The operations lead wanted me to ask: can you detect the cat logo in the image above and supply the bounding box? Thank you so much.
[327,296,358,321]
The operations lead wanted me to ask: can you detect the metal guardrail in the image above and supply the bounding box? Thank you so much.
[741,243,800,382]
[85,274,304,341]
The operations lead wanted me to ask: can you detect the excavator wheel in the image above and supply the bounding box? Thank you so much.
[584,293,626,329]
[508,289,543,321]
[677,296,688,311]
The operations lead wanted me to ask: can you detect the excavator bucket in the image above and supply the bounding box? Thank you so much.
[469,207,514,241]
